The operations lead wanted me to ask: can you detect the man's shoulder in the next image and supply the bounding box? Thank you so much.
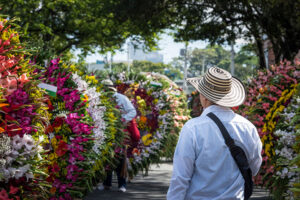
[114,92,128,99]
[183,115,210,130]
[232,113,256,129]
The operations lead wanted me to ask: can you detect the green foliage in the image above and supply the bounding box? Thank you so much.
[0,0,163,62]
[103,60,183,81]
[172,44,257,82]
[110,0,300,68]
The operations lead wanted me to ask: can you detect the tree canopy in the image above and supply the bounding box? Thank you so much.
[2,0,299,68]
[113,0,300,68]
[103,60,183,81]
[170,45,257,81]
[0,0,165,61]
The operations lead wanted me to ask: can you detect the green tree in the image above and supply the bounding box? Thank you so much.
[0,0,164,62]
[172,44,258,81]
[103,60,183,80]
[131,60,183,80]
[113,0,300,68]
[189,45,231,76]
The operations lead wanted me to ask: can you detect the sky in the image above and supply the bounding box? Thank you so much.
[75,33,247,64]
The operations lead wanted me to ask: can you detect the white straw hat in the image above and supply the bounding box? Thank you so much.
[186,67,246,107]
[101,79,117,92]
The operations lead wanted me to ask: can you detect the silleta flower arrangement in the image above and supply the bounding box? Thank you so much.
[111,72,189,175]
[271,85,299,199]
[0,18,51,200]
[238,61,299,196]
[63,62,126,181]
[41,58,109,199]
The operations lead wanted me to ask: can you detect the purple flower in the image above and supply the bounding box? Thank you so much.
[59,184,67,193]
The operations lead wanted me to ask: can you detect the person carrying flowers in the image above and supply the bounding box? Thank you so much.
[98,79,140,193]
[167,67,262,200]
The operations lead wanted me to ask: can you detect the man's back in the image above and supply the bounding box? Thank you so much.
[167,105,262,200]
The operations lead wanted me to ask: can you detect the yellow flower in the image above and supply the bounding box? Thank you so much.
[69,64,77,72]
[54,126,61,133]
[82,94,89,102]
[142,133,152,146]
[261,135,267,144]
[49,153,56,161]
[265,143,271,157]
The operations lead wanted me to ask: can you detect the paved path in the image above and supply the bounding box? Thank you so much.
[85,162,272,200]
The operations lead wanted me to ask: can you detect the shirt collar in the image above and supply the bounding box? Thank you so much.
[201,105,232,117]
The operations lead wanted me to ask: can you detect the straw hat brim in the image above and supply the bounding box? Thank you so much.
[108,86,117,92]
[187,76,246,107]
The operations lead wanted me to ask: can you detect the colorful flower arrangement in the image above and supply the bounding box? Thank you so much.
[64,63,126,179]
[237,61,299,198]
[0,18,51,200]
[111,72,189,175]
[271,86,299,199]
[41,58,110,199]
[188,91,203,118]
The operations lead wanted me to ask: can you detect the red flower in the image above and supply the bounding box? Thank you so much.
[55,140,68,157]
[51,162,60,173]
[9,185,19,195]
[0,189,9,200]
[52,117,64,128]
[47,99,54,111]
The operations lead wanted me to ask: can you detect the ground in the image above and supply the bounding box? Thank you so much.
[84,162,272,200]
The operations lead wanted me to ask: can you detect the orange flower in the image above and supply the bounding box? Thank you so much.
[259,87,264,94]
[132,148,140,156]
[50,187,56,194]
[140,116,147,123]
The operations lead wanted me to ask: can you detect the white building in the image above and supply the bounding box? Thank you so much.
[129,42,164,63]
[86,60,105,72]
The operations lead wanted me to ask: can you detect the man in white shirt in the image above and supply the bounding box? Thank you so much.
[98,79,140,193]
[167,67,262,200]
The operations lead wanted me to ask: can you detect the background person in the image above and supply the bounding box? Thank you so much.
[98,79,140,193]
[167,67,262,200]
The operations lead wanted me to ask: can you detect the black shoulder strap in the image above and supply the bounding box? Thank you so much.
[207,112,235,148]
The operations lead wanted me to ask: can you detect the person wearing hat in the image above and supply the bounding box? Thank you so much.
[98,79,140,193]
[167,67,262,200]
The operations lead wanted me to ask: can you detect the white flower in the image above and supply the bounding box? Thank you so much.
[0,159,6,168]
[12,135,23,150]
[25,172,34,181]
[5,156,14,165]
[22,134,35,151]
[0,135,11,155]
[13,164,30,180]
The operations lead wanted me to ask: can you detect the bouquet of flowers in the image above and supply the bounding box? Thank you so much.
[237,61,299,197]
[271,85,299,199]
[188,91,203,118]
[41,58,108,199]
[0,17,51,200]
[111,72,189,175]
[64,63,126,181]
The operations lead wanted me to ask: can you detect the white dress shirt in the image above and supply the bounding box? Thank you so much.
[167,105,262,200]
[113,92,136,122]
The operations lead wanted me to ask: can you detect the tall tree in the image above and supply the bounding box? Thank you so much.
[0,0,167,61]
[172,45,257,81]
[114,0,300,68]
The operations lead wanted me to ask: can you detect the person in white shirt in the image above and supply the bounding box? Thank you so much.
[98,79,140,193]
[167,67,262,200]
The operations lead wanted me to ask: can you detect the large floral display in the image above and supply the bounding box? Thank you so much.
[40,59,125,199]
[238,61,299,199]
[110,72,189,175]
[188,91,203,118]
[0,18,51,199]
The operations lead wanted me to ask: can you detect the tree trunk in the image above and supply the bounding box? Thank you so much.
[255,38,266,69]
